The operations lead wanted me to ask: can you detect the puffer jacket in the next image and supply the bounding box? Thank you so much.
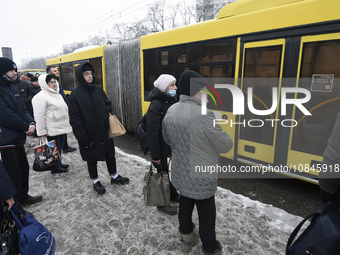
[0,80,35,149]
[146,88,176,161]
[68,63,114,162]
[31,74,72,137]
[162,95,233,199]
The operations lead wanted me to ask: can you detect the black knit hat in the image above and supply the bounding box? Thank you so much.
[0,57,17,77]
[178,70,204,96]
[30,76,38,82]
[82,63,94,73]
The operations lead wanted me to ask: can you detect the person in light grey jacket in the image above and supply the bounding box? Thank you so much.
[162,70,233,255]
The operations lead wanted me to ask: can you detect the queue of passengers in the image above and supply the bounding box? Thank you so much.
[8,55,340,254]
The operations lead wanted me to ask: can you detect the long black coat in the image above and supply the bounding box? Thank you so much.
[68,63,114,162]
[146,88,176,161]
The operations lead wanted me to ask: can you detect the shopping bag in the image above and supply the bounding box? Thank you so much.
[10,206,55,255]
[108,113,126,138]
[143,163,170,206]
[286,202,340,255]
[32,137,61,172]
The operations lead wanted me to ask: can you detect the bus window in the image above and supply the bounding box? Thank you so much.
[89,58,103,89]
[60,63,74,91]
[188,41,234,64]
[159,47,187,66]
[143,49,157,94]
[240,45,283,146]
[291,39,340,156]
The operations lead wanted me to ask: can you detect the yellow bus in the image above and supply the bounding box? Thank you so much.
[46,0,340,183]
[18,69,46,77]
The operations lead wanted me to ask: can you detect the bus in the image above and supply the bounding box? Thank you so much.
[18,69,46,77]
[46,0,340,183]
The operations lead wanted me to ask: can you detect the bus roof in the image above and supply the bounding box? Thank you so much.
[141,0,340,50]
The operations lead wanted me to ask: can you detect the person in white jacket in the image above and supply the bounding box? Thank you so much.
[32,74,72,174]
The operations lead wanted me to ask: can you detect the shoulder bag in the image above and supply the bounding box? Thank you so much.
[9,206,55,255]
[143,163,170,206]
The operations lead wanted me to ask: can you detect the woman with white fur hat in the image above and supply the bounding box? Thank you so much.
[146,74,180,215]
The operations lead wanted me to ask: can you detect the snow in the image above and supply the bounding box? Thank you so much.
[24,134,305,254]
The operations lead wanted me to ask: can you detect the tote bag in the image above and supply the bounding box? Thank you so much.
[32,137,61,172]
[143,163,170,206]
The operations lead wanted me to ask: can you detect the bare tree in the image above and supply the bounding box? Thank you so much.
[88,35,107,46]
[195,0,218,22]
[146,0,167,32]
[21,57,46,69]
[179,1,196,26]
[62,42,89,55]
[127,20,151,39]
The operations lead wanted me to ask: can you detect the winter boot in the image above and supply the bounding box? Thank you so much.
[179,225,199,254]
[202,240,222,255]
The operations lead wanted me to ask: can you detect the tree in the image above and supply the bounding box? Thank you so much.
[21,57,46,69]
[146,0,167,32]
[62,42,89,55]
[195,0,222,22]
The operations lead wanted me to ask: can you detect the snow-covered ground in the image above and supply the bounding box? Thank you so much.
[24,134,305,254]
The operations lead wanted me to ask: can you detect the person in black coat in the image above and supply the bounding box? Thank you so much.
[13,76,36,117]
[146,74,179,215]
[29,76,41,95]
[0,57,42,209]
[68,62,129,195]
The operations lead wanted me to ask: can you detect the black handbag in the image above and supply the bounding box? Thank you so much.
[0,206,19,255]
[135,114,149,155]
[286,202,340,255]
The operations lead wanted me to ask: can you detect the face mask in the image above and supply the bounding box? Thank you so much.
[168,89,176,97]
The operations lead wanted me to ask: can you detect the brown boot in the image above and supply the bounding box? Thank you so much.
[21,195,43,206]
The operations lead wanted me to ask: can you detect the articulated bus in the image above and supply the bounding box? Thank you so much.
[46,0,340,183]
[18,69,46,77]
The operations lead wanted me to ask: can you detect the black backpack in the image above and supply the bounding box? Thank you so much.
[286,202,340,255]
[135,114,149,155]
[135,101,167,156]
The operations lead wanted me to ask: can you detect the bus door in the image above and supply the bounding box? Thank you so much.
[287,33,340,175]
[237,39,285,164]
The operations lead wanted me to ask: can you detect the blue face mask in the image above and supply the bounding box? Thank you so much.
[168,89,176,97]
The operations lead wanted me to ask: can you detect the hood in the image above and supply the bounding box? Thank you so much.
[38,74,59,93]
[75,62,95,90]
[146,87,175,102]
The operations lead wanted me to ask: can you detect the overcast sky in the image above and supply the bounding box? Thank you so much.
[1,0,181,66]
